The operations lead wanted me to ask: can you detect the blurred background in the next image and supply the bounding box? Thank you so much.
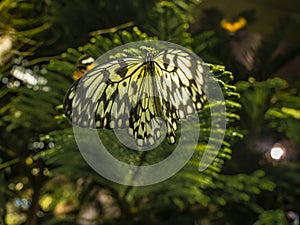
[0,0,299,224]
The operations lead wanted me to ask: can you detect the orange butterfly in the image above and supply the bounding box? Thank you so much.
[220,17,247,33]
[73,54,95,80]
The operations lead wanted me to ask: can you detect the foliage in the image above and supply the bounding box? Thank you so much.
[144,0,201,42]
[0,0,299,225]
[0,0,51,63]
[190,6,300,225]
[253,209,289,225]
[1,24,242,224]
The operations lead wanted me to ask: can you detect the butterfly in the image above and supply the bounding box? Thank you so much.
[63,47,207,146]
[73,54,95,81]
[220,17,247,33]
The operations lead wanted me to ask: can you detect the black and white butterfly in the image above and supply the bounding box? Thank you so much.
[63,47,207,146]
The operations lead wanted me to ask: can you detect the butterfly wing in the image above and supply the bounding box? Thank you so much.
[64,57,144,129]
[64,57,166,146]
[128,48,207,145]
[149,48,207,144]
